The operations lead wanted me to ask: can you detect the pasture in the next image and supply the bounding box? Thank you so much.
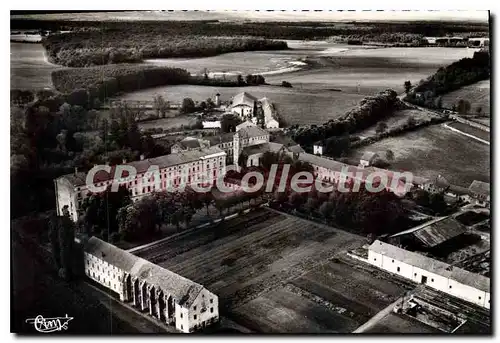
[349,124,490,187]
[10,42,62,89]
[116,84,365,126]
[441,80,490,116]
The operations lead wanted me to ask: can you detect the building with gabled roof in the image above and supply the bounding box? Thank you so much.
[368,240,490,309]
[231,92,257,119]
[83,237,219,333]
[468,180,490,207]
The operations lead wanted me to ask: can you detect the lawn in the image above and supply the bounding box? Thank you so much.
[441,80,490,115]
[10,42,63,89]
[349,124,490,187]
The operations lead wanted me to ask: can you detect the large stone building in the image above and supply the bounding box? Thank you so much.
[83,237,219,333]
[54,147,226,221]
[368,240,490,309]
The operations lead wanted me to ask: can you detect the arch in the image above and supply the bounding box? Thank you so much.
[140,281,148,311]
[148,285,156,316]
[124,274,132,302]
[166,294,175,324]
[132,277,140,307]
[157,289,166,321]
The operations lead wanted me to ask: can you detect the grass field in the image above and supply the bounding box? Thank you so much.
[349,124,490,187]
[356,109,439,138]
[447,121,490,142]
[441,80,490,115]
[117,84,365,126]
[134,208,418,333]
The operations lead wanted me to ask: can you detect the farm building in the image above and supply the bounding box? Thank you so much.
[368,240,490,309]
[468,180,490,207]
[359,151,379,168]
[419,174,450,194]
[313,143,324,156]
[388,216,467,250]
[231,92,257,119]
[83,237,219,333]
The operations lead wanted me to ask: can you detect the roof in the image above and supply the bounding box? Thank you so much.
[58,147,225,187]
[236,120,257,131]
[85,237,205,306]
[231,92,256,108]
[176,138,202,150]
[369,240,490,293]
[207,132,234,145]
[391,216,467,248]
[288,145,305,153]
[258,97,278,125]
[469,180,490,198]
[241,142,285,156]
[360,151,378,162]
[236,125,269,139]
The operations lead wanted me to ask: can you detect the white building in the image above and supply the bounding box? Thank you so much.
[230,92,280,129]
[54,147,226,221]
[368,240,490,309]
[84,237,219,333]
[313,144,324,156]
[231,92,256,119]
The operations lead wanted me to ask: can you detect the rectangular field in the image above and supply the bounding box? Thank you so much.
[441,80,490,116]
[447,121,490,142]
[349,124,490,187]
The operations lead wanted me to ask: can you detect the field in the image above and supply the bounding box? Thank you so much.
[134,208,419,333]
[349,124,490,187]
[356,109,439,138]
[117,84,365,126]
[441,80,490,115]
[447,121,490,142]
[10,42,63,89]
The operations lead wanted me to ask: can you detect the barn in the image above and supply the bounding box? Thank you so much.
[368,240,490,309]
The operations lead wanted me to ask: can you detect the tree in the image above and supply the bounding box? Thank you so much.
[376,122,388,134]
[319,201,334,221]
[221,113,242,133]
[281,81,292,88]
[48,214,61,269]
[457,99,471,115]
[59,206,76,280]
[304,197,319,214]
[429,192,448,214]
[476,106,483,115]
[436,96,443,109]
[288,192,305,208]
[386,149,395,161]
[237,74,244,86]
[180,98,196,114]
[404,80,412,93]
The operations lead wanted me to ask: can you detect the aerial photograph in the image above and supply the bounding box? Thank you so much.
[10,9,490,335]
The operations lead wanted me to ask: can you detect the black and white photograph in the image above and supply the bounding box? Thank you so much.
[9,7,491,335]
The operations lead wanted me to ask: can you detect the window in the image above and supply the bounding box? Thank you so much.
[180,313,183,318]
[374,258,377,261]
[210,307,213,313]
[478,296,481,300]
[194,315,197,320]
[414,273,417,276]
[431,278,434,282]
[181,325,183,330]
[397,267,400,272]
[449,285,452,289]
[193,306,197,311]
[210,299,213,304]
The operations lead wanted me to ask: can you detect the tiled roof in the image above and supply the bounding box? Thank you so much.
[390,216,467,248]
[58,147,225,187]
[237,125,269,139]
[241,142,285,156]
[85,237,204,306]
[469,180,490,198]
[369,240,490,293]
[207,132,234,145]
